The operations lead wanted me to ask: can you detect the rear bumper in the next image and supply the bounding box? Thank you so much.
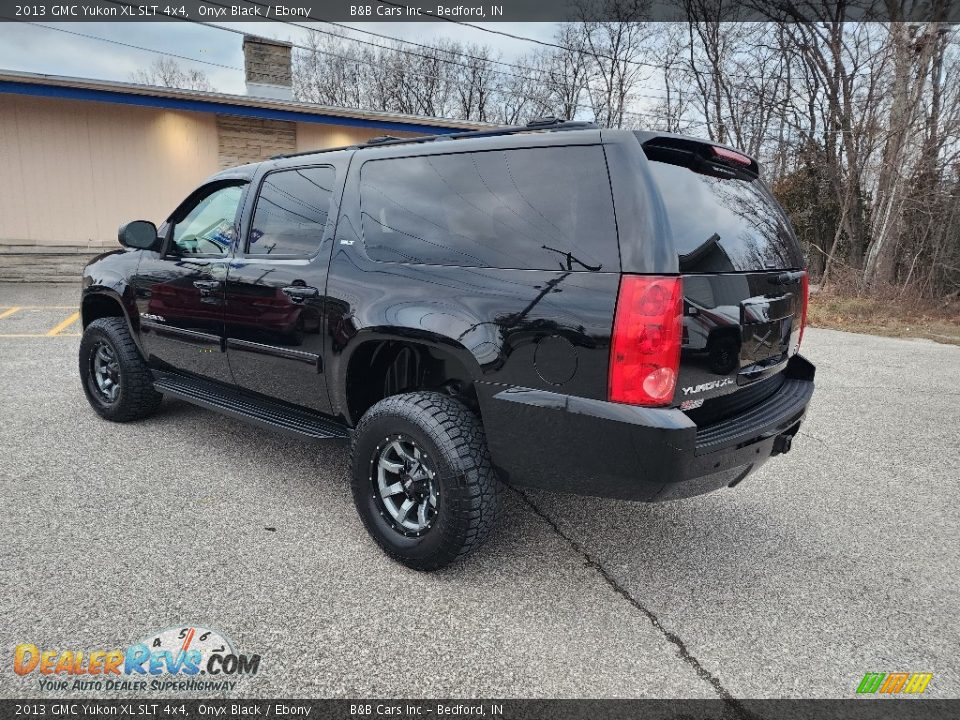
[478,355,815,502]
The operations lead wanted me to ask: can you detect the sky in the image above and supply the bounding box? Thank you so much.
[0,21,561,95]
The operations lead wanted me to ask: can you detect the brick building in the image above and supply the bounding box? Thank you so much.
[0,36,482,281]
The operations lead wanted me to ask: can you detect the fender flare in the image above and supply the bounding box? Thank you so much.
[80,282,145,356]
[331,327,486,425]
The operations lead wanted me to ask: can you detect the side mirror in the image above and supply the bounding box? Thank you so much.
[118,220,160,251]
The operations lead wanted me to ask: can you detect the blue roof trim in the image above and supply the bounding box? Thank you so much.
[0,80,459,135]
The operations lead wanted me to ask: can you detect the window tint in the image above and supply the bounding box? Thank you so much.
[247,166,336,256]
[642,145,804,272]
[360,146,618,270]
[171,185,244,256]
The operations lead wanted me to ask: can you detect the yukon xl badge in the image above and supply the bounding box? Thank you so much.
[682,377,734,396]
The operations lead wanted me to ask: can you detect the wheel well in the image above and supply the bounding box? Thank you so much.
[82,294,125,329]
[346,340,477,423]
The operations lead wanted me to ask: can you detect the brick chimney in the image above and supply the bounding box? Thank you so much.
[243,35,293,101]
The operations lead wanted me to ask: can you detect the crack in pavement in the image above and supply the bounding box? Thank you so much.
[513,488,755,719]
[797,430,858,457]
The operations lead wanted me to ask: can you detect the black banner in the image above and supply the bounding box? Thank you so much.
[0,0,956,23]
[1,700,958,720]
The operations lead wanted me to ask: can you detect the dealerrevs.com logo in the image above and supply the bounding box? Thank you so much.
[13,625,261,692]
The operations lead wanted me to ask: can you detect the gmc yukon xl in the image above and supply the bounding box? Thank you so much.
[78,119,815,569]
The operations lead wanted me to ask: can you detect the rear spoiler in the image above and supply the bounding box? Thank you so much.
[634,132,761,177]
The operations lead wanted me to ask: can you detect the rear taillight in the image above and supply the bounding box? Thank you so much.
[798,271,809,350]
[609,275,683,407]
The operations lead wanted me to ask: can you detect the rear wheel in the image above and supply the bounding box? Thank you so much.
[350,392,501,570]
[79,317,163,422]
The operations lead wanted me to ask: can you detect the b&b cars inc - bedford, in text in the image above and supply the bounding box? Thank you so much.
[350,4,504,17]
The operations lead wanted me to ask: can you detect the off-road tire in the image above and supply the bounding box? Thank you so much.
[351,392,501,570]
[80,317,163,422]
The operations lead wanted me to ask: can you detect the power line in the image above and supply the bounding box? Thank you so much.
[265,13,843,126]
[83,0,692,126]
[372,1,883,83]
[314,17,550,74]
[227,0,683,105]
[375,4,582,55]
[7,0,895,146]
[12,17,795,125]
[61,0,783,130]
[10,20,244,73]
[14,4,789,139]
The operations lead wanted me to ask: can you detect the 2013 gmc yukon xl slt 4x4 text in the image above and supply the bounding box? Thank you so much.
[78,120,815,570]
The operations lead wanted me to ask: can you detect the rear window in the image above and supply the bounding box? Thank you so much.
[641,138,804,272]
[359,146,619,271]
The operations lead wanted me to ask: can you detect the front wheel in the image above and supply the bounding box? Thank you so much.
[350,392,501,570]
[79,317,163,422]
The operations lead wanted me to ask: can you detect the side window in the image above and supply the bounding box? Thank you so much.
[170,184,245,257]
[359,146,619,271]
[247,166,336,256]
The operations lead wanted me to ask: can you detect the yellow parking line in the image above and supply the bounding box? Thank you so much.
[0,333,81,338]
[46,312,81,337]
[0,305,76,310]
[0,307,21,319]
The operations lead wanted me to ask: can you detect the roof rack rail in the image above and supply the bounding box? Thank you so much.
[359,118,598,148]
[365,135,403,145]
[271,118,598,159]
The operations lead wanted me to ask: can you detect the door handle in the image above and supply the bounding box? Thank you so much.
[193,280,222,291]
[282,286,319,302]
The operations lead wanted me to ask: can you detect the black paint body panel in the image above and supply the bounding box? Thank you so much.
[80,127,815,502]
[480,355,814,501]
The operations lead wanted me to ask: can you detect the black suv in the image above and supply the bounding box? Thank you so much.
[79,120,815,570]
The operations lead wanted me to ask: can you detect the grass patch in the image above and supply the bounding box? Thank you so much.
[808,290,960,346]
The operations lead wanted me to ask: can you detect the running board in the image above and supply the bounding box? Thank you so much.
[153,374,351,442]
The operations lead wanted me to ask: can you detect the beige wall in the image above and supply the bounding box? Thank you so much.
[0,96,219,248]
[0,95,419,248]
[295,123,416,153]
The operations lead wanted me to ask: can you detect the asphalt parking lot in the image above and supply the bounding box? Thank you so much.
[1,281,958,700]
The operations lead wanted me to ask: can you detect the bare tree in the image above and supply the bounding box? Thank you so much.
[287,17,960,302]
[293,31,362,108]
[645,23,692,133]
[864,20,951,287]
[541,24,592,121]
[131,58,213,92]
[453,44,498,122]
[778,18,888,279]
[576,0,653,128]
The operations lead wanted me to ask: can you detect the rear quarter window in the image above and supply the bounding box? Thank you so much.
[359,146,619,271]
